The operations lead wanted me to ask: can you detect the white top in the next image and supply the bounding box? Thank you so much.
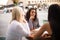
[6,20,30,40]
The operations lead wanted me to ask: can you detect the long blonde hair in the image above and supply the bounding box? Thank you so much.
[11,6,23,22]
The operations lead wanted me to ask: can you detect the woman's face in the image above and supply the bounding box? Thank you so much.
[20,11,25,20]
[30,9,36,17]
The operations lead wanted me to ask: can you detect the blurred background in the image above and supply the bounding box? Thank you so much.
[0,0,60,40]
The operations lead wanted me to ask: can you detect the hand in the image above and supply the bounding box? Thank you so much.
[30,30,37,35]
[23,19,27,23]
[41,34,51,38]
[26,34,34,40]
[30,16,35,20]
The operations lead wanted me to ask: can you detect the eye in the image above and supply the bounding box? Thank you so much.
[32,11,35,13]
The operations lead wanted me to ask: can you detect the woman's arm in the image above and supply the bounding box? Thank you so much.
[33,23,46,39]
[46,23,52,35]
[33,23,52,39]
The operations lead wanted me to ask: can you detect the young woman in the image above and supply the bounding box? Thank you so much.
[6,6,32,40]
[32,4,60,40]
[25,8,40,30]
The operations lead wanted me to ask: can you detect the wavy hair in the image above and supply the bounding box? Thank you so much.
[25,8,37,21]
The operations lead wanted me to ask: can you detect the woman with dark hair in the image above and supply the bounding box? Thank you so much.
[25,8,40,30]
[29,4,60,40]
[48,4,60,40]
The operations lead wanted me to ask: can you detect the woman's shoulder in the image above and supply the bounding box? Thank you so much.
[10,20,21,26]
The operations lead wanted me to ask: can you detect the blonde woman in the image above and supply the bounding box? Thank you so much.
[6,6,32,40]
